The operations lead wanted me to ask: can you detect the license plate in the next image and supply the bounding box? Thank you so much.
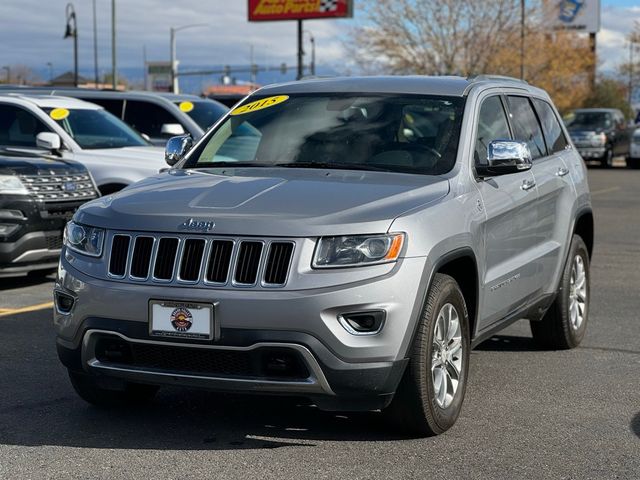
[149,300,214,340]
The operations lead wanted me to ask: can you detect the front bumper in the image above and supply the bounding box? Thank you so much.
[55,252,427,410]
[576,146,606,159]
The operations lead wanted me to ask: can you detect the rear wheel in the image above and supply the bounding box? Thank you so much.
[384,274,470,436]
[69,370,159,407]
[530,235,590,349]
[602,148,614,168]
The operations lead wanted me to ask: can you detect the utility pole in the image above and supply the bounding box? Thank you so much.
[47,62,53,83]
[589,32,597,90]
[305,30,315,76]
[520,0,525,80]
[112,0,117,89]
[93,0,99,86]
[297,19,303,80]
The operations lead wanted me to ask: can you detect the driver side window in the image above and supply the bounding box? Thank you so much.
[474,96,511,166]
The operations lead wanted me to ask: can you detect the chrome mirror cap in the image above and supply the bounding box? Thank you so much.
[477,140,533,176]
[164,134,193,166]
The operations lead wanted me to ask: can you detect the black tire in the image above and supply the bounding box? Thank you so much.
[530,235,590,349]
[68,370,159,407]
[384,273,470,436]
[626,157,640,169]
[602,148,614,168]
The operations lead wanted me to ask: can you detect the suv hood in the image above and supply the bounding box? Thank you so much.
[0,153,87,176]
[76,146,165,164]
[75,168,450,237]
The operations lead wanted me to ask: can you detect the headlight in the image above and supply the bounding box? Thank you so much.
[0,175,28,195]
[313,233,405,268]
[591,133,606,147]
[63,221,105,257]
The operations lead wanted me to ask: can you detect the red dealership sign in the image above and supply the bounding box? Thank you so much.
[248,0,353,21]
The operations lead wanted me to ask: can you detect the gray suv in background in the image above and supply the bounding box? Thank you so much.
[54,76,593,436]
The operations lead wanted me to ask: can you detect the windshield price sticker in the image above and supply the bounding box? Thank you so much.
[231,95,289,116]
[49,108,70,120]
[179,101,194,113]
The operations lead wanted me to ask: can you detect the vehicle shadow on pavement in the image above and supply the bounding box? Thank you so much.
[0,273,54,291]
[631,412,640,439]
[475,335,541,352]
[0,311,410,451]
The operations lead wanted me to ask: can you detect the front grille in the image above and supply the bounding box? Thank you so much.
[94,337,310,380]
[106,233,295,288]
[234,241,263,285]
[20,173,97,202]
[45,232,63,250]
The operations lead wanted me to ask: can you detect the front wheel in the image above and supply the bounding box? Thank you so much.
[530,235,590,349]
[626,157,640,169]
[384,273,470,436]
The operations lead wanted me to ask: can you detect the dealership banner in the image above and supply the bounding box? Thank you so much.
[248,0,353,21]
[546,0,600,34]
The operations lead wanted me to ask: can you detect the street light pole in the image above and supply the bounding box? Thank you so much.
[170,23,207,94]
[2,66,10,84]
[47,62,53,83]
[64,3,78,87]
[296,19,303,80]
[93,0,99,86]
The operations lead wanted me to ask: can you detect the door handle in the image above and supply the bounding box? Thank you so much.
[521,179,536,191]
[556,167,570,177]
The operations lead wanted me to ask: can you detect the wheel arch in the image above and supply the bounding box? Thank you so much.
[573,208,594,259]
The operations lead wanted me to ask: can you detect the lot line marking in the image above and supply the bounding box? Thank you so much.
[591,186,621,196]
[0,301,53,318]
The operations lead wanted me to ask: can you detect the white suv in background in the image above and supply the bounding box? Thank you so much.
[0,94,166,194]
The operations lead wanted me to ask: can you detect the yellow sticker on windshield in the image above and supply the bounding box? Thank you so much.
[231,95,289,116]
[179,101,194,113]
[49,108,70,121]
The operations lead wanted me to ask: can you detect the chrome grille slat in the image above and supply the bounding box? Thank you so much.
[106,233,293,288]
[19,173,97,203]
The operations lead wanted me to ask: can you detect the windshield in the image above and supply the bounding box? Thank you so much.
[565,111,612,130]
[43,107,148,149]
[184,94,465,175]
[174,100,228,130]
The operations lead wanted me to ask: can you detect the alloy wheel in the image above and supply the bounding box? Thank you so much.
[569,254,587,330]
[431,303,463,409]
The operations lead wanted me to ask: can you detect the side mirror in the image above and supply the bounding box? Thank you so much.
[165,134,193,166]
[36,132,61,151]
[161,123,186,137]
[476,140,532,177]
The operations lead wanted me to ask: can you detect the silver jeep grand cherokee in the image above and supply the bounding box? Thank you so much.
[54,76,593,436]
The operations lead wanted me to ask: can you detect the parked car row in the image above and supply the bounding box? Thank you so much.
[0,88,229,276]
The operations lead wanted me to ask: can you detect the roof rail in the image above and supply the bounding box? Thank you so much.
[468,75,528,85]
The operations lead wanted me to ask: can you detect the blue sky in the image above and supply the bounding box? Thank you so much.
[0,0,637,86]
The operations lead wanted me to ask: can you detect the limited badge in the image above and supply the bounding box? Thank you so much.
[49,108,70,120]
[170,307,193,332]
[178,101,194,113]
[231,95,289,116]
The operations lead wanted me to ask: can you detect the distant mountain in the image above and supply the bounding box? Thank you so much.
[31,64,341,94]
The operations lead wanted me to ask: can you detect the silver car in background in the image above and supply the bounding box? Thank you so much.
[54,76,593,436]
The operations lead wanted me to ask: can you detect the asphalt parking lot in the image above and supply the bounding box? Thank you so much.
[0,166,638,479]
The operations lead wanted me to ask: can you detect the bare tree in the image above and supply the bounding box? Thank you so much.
[348,0,521,76]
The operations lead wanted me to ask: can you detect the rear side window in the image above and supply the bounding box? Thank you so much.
[507,96,547,159]
[532,99,568,153]
[124,100,181,138]
[0,104,50,147]
[474,96,511,165]
[87,98,124,119]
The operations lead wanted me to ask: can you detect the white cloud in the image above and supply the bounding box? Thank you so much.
[599,5,640,72]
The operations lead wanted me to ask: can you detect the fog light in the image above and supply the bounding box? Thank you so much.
[338,310,386,335]
[54,291,75,314]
